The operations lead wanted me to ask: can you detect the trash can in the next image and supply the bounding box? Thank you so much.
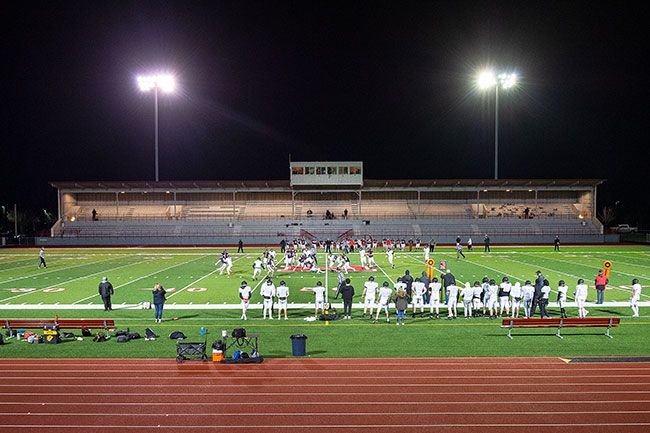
[290,334,308,356]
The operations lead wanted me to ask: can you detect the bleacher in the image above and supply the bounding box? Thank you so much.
[47,178,605,245]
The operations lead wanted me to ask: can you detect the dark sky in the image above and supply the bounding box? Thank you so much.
[2,1,648,226]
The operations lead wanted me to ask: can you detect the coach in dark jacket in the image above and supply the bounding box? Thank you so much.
[530,270,545,316]
[402,270,414,299]
[98,277,114,312]
[441,270,456,304]
[338,279,355,319]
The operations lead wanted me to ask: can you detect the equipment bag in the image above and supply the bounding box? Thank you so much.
[231,328,246,338]
[81,327,92,337]
[169,331,186,340]
[127,332,141,340]
[145,328,157,339]
[116,335,129,343]
[93,333,107,343]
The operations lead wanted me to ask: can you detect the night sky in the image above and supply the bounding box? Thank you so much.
[2,1,648,226]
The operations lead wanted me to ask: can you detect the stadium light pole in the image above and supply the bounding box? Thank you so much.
[477,70,518,180]
[137,74,176,182]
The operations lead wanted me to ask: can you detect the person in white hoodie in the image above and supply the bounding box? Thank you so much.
[557,280,569,318]
[522,281,535,318]
[630,278,641,318]
[461,282,474,318]
[446,283,459,319]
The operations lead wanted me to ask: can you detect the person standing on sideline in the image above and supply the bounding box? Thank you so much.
[530,271,545,316]
[237,239,244,253]
[510,282,523,318]
[539,279,551,318]
[402,270,414,301]
[374,282,393,323]
[98,277,114,312]
[362,276,378,318]
[522,281,535,318]
[260,279,276,320]
[557,280,569,318]
[152,283,166,323]
[446,282,459,319]
[429,277,442,319]
[484,234,491,252]
[574,278,589,318]
[38,247,47,269]
[594,270,608,304]
[411,278,426,317]
[276,280,290,320]
[429,238,436,252]
[456,243,466,259]
[554,235,561,251]
[461,283,474,318]
[441,269,456,304]
[421,271,431,306]
[301,281,326,318]
[238,281,253,320]
[498,277,512,317]
[337,278,355,319]
[279,239,286,253]
[395,288,408,325]
[467,238,473,252]
[630,278,641,318]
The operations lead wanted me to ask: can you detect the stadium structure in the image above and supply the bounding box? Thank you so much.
[39,161,611,246]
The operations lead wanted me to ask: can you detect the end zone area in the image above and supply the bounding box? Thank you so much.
[1,356,649,433]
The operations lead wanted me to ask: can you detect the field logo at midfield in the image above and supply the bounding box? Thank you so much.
[4,288,36,293]
[187,287,207,292]
[283,266,376,272]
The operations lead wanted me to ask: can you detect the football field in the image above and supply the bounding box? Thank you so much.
[0,245,648,308]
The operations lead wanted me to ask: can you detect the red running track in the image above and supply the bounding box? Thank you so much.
[0,357,649,433]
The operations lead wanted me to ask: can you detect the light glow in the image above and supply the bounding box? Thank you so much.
[499,72,518,89]
[477,70,497,89]
[137,74,176,93]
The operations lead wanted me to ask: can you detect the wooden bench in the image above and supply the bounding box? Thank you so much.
[2,319,116,334]
[502,317,620,339]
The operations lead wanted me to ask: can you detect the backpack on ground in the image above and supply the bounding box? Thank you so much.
[93,333,107,342]
[169,331,186,340]
[116,335,129,343]
[144,328,157,340]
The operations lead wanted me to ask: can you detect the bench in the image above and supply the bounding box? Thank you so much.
[502,317,620,339]
[2,319,116,334]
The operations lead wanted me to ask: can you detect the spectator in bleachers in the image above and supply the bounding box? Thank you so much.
[524,207,530,219]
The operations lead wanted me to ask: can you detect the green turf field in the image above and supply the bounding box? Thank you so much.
[0,246,648,306]
[1,245,648,359]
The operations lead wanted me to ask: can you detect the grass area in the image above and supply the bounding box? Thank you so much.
[1,307,649,359]
[0,245,648,306]
[0,245,648,359]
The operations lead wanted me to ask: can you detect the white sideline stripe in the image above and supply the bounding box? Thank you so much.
[0,258,152,303]
[70,255,208,304]
[165,255,247,300]
[2,423,650,429]
[3,410,650,416]
[5,390,650,396]
[1,301,649,310]
[0,256,123,285]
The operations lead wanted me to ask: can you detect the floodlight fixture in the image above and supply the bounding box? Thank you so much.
[137,74,176,93]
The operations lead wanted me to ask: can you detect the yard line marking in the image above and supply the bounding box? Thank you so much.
[70,255,209,304]
[523,253,650,280]
[0,258,152,303]
[374,263,395,285]
[0,256,126,285]
[166,255,247,300]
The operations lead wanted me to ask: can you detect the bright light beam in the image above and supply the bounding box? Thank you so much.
[137,74,176,93]
[477,70,497,89]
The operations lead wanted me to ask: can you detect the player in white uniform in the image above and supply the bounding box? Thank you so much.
[362,276,378,318]
[476,278,488,316]
[238,281,253,320]
[38,247,47,269]
[341,254,352,274]
[276,280,290,320]
[486,279,499,319]
[498,277,512,317]
[574,278,589,318]
[446,283,459,319]
[510,282,522,318]
[394,277,407,297]
[367,250,377,268]
[301,281,326,318]
[266,257,276,277]
[461,282,474,318]
[252,257,264,280]
[522,281,535,318]
[260,279,276,320]
[359,248,367,268]
[374,281,393,323]
[411,278,426,316]
[429,277,442,319]
[423,246,430,262]
[386,248,395,269]
[556,280,569,318]
[630,278,641,318]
